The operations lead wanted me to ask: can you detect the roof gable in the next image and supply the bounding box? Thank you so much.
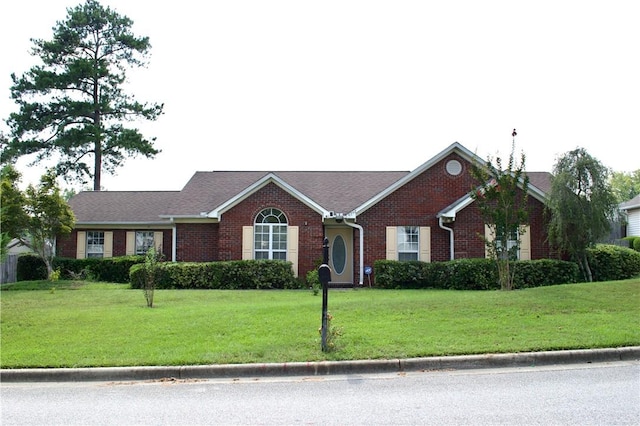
[354,142,480,215]
[205,173,327,218]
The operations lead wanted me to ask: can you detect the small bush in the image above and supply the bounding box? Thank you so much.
[306,269,320,295]
[16,254,48,281]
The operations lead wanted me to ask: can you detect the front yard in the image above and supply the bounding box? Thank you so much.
[1,279,638,368]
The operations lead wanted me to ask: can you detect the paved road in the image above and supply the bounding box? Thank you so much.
[2,361,638,425]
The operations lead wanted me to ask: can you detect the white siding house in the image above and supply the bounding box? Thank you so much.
[620,195,640,237]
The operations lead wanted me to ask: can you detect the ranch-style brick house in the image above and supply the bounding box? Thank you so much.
[56,142,553,286]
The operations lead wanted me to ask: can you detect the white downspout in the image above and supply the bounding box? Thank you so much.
[344,220,364,286]
[439,216,455,261]
[171,219,177,262]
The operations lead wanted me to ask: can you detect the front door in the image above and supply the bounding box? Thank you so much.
[325,226,353,285]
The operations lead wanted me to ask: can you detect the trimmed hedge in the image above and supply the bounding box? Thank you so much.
[130,259,302,290]
[374,258,580,290]
[16,254,145,283]
[586,244,640,282]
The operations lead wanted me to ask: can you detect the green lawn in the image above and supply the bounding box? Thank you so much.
[1,279,638,368]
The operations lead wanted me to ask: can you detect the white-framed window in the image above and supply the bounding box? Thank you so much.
[397,226,419,261]
[254,208,287,260]
[86,231,105,258]
[486,224,531,261]
[386,226,431,262]
[495,225,519,260]
[135,231,155,255]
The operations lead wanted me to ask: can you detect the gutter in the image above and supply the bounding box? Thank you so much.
[343,220,364,286]
[439,216,455,261]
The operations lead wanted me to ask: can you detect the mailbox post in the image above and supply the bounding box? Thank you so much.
[318,237,332,352]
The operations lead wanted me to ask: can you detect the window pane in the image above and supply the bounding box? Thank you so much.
[397,226,419,261]
[253,209,288,260]
[272,252,287,261]
[87,231,104,259]
[136,231,154,255]
[332,235,346,274]
[398,252,418,261]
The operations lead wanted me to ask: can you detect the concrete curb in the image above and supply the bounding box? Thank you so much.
[2,346,639,383]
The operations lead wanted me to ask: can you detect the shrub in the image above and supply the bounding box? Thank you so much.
[374,258,580,290]
[53,256,145,283]
[512,259,579,288]
[634,237,640,252]
[16,254,47,281]
[586,244,640,281]
[130,260,300,290]
[306,269,320,295]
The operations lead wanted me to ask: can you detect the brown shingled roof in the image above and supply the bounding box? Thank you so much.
[169,171,409,216]
[70,168,551,224]
[69,191,179,224]
[527,171,553,194]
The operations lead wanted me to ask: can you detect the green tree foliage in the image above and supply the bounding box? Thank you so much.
[470,142,530,290]
[1,0,163,190]
[546,148,618,282]
[1,165,30,260]
[1,167,75,279]
[610,170,640,203]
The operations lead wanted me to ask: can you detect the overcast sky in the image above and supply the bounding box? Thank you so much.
[1,1,638,191]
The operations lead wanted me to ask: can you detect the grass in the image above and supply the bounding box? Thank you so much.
[1,279,639,368]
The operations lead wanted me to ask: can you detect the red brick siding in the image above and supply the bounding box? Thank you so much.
[358,153,481,266]
[220,182,324,280]
[357,153,551,272]
[56,231,77,258]
[176,223,218,262]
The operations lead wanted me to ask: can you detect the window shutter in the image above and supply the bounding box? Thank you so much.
[242,226,253,260]
[287,226,299,277]
[484,224,495,259]
[126,232,135,256]
[104,231,114,258]
[76,231,86,259]
[519,225,531,260]
[419,226,431,262]
[386,226,397,260]
[154,232,163,252]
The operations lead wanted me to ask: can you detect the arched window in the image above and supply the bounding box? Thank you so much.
[254,208,288,260]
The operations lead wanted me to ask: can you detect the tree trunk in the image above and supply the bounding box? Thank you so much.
[580,254,593,282]
[93,77,101,191]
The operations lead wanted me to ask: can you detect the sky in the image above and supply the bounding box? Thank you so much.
[1,1,639,192]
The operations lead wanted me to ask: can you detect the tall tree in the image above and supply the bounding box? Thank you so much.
[546,148,618,282]
[609,170,640,203]
[470,137,530,291]
[1,0,163,190]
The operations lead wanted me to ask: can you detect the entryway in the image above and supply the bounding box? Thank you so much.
[324,226,353,287]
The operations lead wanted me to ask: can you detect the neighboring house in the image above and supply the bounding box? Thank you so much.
[620,194,640,237]
[1,239,33,284]
[57,142,553,286]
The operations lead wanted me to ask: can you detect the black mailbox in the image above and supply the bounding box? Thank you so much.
[318,263,331,286]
